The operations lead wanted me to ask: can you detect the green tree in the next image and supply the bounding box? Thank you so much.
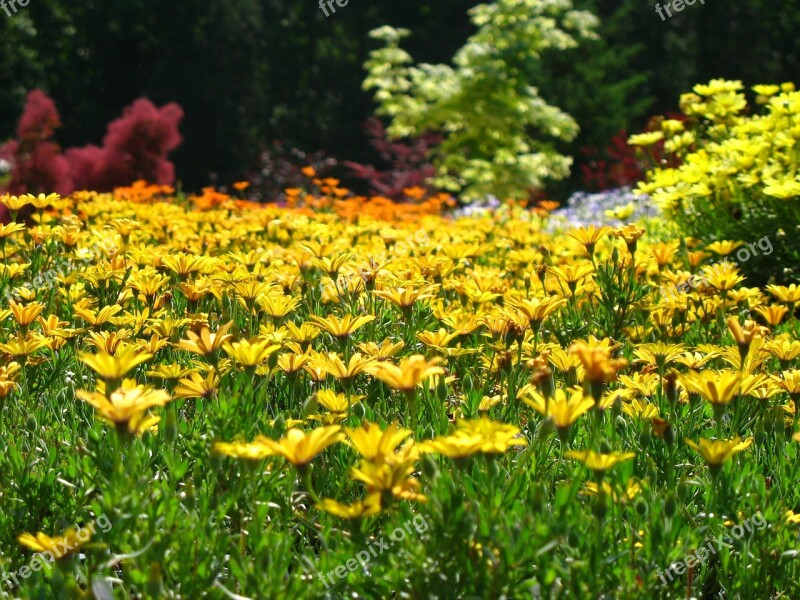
[363,0,598,201]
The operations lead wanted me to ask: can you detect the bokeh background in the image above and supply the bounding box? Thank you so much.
[1,0,798,195]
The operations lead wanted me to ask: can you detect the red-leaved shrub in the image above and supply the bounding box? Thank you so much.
[345,118,441,201]
[579,114,686,192]
[0,90,72,196]
[1,91,184,197]
[90,99,183,190]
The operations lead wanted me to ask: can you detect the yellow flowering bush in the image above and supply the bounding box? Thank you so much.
[635,79,800,283]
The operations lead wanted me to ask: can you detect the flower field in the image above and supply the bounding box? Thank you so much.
[1,182,800,599]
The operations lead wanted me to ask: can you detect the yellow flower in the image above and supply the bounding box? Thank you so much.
[317,494,382,519]
[680,370,741,405]
[417,328,459,349]
[566,450,635,473]
[160,253,212,278]
[367,355,444,393]
[752,84,780,97]
[147,363,197,380]
[628,132,664,146]
[649,241,680,268]
[356,338,406,359]
[22,192,60,210]
[350,460,426,503]
[213,436,277,460]
[661,119,685,136]
[0,335,48,360]
[308,252,352,278]
[754,304,789,327]
[73,304,123,327]
[276,352,313,374]
[422,416,526,458]
[521,387,594,432]
[566,225,611,256]
[766,284,800,304]
[261,426,343,467]
[763,176,800,200]
[633,342,685,369]
[0,194,32,212]
[285,321,321,347]
[258,294,301,320]
[773,370,800,395]
[727,317,762,348]
[315,389,362,414]
[684,436,753,468]
[783,509,800,525]
[701,261,744,293]
[175,322,234,356]
[17,529,86,560]
[79,347,153,382]
[0,222,26,238]
[570,341,628,385]
[313,352,375,384]
[372,283,438,309]
[309,313,375,339]
[613,225,646,252]
[761,339,800,363]
[174,370,221,399]
[548,263,595,290]
[344,421,412,463]
[506,295,566,328]
[478,394,503,411]
[223,338,281,368]
[9,300,46,327]
[620,398,660,420]
[705,241,743,256]
[583,480,642,503]
[77,380,171,435]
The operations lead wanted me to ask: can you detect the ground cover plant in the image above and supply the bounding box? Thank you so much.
[0,165,799,599]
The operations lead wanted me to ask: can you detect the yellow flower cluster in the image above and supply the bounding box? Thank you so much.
[635,79,800,211]
[2,182,799,526]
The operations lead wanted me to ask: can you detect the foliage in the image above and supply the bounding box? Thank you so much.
[0,90,71,196]
[345,118,441,201]
[245,142,337,203]
[0,184,799,597]
[579,115,680,191]
[66,99,183,192]
[363,0,598,201]
[636,80,800,285]
[0,1,483,191]
[580,130,646,191]
[1,91,183,195]
[531,0,652,196]
[2,1,800,193]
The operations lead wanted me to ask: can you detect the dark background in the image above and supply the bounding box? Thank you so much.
[1,0,797,194]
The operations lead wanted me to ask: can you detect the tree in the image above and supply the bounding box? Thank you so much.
[363,0,598,201]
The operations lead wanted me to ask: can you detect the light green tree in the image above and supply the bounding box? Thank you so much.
[364,0,598,201]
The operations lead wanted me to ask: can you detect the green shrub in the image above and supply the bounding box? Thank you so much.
[363,0,598,202]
